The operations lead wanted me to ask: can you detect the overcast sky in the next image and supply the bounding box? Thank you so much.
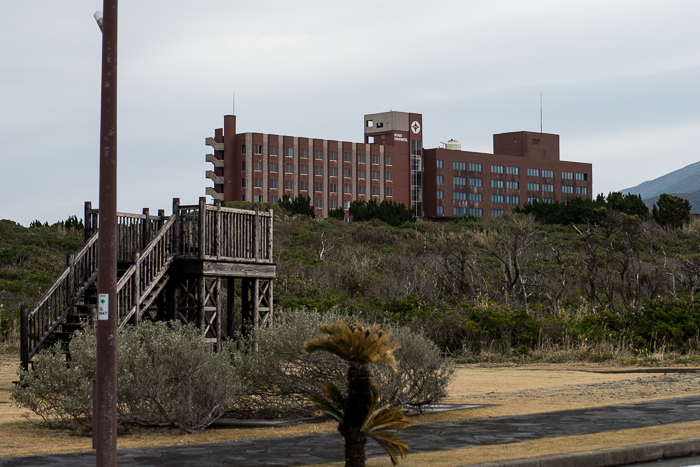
[2,1,699,225]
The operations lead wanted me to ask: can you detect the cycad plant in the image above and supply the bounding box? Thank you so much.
[304,320,410,467]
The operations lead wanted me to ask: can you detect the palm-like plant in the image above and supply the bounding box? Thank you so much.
[305,321,409,467]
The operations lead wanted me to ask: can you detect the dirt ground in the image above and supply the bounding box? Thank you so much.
[2,355,700,462]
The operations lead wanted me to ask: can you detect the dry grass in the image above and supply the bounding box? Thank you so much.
[3,354,700,464]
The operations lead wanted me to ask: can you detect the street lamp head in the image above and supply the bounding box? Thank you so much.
[94,11,104,32]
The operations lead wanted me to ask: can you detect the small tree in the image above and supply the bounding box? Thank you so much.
[653,193,691,229]
[305,321,409,467]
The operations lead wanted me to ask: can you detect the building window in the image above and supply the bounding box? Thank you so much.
[491,165,504,174]
[527,168,540,177]
[329,167,338,177]
[454,207,467,216]
[492,209,504,216]
[469,208,483,217]
[469,163,482,172]
[386,172,393,181]
[358,154,366,164]
[344,184,352,194]
[437,206,444,215]
[315,166,323,176]
[437,175,444,184]
[358,170,366,179]
[453,176,466,186]
[300,181,308,191]
[372,186,380,196]
[344,200,351,210]
[542,184,554,192]
[386,156,393,166]
[576,186,588,195]
[254,178,262,188]
[254,144,263,155]
[492,194,504,203]
[300,165,308,175]
[437,190,444,199]
[315,150,323,160]
[344,152,352,163]
[576,172,588,181]
[527,183,540,191]
[241,178,246,188]
[506,181,519,189]
[285,164,294,174]
[491,180,504,189]
[284,180,293,190]
[454,192,467,201]
[528,197,540,203]
[437,160,443,169]
[469,178,483,187]
[329,183,338,193]
[386,187,393,197]
[269,162,278,173]
[300,148,308,159]
[254,195,263,202]
[315,182,323,192]
[372,155,380,165]
[507,195,520,204]
[372,171,380,181]
[270,146,278,156]
[562,171,574,180]
[270,179,278,189]
[315,199,323,209]
[562,185,574,194]
[254,161,262,172]
[284,147,293,158]
[358,185,366,195]
[453,161,467,171]
[542,169,554,178]
[506,166,519,175]
[241,161,246,172]
[469,193,482,202]
[270,196,278,204]
[330,151,338,161]
[329,199,338,209]
[241,145,246,155]
[344,168,352,178]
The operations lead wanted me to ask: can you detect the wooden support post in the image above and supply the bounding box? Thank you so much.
[20,305,28,371]
[253,205,259,261]
[215,277,222,352]
[198,276,206,330]
[267,206,274,261]
[66,251,75,296]
[214,199,221,259]
[198,197,207,260]
[142,208,150,250]
[172,198,180,256]
[132,249,141,326]
[84,201,94,242]
[226,278,236,339]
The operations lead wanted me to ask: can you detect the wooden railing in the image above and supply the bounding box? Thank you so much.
[21,234,99,368]
[177,198,273,263]
[21,198,273,369]
[117,214,177,328]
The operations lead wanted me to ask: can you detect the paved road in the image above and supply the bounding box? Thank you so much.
[2,396,700,466]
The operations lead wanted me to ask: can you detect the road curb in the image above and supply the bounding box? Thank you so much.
[467,437,700,467]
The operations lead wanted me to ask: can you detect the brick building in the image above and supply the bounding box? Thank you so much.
[205,111,592,219]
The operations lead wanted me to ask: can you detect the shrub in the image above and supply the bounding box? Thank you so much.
[12,321,243,433]
[229,309,453,417]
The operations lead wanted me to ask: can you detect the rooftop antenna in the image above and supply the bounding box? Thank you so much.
[540,91,543,133]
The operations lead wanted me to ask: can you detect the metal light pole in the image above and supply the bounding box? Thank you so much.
[94,2,118,465]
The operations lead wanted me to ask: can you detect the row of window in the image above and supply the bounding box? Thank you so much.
[435,160,588,182]
[242,145,393,166]
[248,163,392,181]
[436,206,511,217]
[246,179,394,197]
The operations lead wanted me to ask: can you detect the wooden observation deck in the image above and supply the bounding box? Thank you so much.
[20,198,275,369]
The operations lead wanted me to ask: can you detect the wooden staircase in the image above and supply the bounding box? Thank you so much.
[21,198,276,370]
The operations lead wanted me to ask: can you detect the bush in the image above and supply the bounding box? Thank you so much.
[12,321,243,433]
[229,309,453,417]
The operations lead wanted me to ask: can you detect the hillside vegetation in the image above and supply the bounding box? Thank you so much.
[4,200,700,362]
